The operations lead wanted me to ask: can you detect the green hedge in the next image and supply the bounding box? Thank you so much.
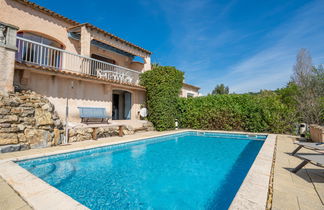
[140,65,297,133]
[177,93,297,134]
[140,65,184,131]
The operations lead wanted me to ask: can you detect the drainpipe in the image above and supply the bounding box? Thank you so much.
[64,81,74,144]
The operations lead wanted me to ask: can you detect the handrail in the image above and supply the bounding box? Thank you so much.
[15,37,141,84]
[16,37,141,74]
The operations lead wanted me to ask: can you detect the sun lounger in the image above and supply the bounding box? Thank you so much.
[292,154,324,173]
[291,141,324,155]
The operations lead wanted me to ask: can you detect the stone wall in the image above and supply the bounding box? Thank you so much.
[68,123,154,142]
[0,90,64,152]
[68,126,126,142]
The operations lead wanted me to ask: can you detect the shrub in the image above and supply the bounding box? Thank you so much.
[140,65,298,134]
[177,93,297,134]
[140,65,184,131]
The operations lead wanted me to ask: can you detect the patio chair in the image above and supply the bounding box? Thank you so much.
[291,141,324,155]
[292,154,324,173]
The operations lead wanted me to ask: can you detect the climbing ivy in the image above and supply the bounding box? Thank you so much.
[140,65,184,131]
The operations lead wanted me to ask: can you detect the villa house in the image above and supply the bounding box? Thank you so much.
[0,0,199,123]
[180,83,200,98]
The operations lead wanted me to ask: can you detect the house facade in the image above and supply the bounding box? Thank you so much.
[0,0,200,123]
[0,0,152,122]
[180,83,200,98]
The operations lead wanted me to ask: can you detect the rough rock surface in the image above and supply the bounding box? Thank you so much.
[0,90,64,152]
[68,125,135,142]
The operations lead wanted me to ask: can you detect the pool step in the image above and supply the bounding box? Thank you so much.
[39,161,76,187]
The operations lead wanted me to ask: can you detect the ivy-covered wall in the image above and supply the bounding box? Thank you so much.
[140,65,184,131]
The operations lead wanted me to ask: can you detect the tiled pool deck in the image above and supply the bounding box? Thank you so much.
[0,130,323,209]
[271,135,324,210]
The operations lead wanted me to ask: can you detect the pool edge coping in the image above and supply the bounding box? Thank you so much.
[0,129,274,209]
[229,134,276,210]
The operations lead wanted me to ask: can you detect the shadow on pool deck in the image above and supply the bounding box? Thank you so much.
[284,168,324,184]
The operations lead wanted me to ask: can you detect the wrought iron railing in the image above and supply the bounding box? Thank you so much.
[15,37,141,85]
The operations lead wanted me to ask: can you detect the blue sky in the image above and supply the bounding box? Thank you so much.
[33,0,324,94]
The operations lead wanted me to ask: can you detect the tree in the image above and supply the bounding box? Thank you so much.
[275,82,299,108]
[291,49,324,124]
[212,84,229,95]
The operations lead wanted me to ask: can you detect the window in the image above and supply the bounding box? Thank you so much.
[16,32,63,69]
[90,54,117,76]
[187,93,194,98]
[17,32,63,48]
[91,54,116,65]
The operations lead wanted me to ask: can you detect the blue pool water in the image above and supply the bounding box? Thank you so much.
[17,132,266,209]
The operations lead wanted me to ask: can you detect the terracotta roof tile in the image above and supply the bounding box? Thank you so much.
[183,83,200,90]
[69,23,152,54]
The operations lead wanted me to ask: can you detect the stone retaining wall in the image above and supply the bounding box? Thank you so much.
[68,126,132,142]
[67,123,154,142]
[0,90,64,152]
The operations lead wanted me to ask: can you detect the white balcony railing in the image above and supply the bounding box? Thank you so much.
[15,37,141,85]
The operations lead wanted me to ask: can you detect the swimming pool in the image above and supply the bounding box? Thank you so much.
[17,132,266,209]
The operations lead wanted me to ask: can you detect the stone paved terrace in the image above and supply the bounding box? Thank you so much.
[0,176,31,210]
[0,131,323,209]
[272,135,324,210]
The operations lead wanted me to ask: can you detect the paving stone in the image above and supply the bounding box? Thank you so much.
[17,205,33,210]
[272,189,299,210]
[272,135,324,210]
[0,195,27,209]
[0,177,31,210]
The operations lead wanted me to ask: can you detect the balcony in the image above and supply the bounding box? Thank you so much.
[15,37,141,85]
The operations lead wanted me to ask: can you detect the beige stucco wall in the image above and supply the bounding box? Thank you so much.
[80,25,91,56]
[130,62,144,72]
[13,69,146,122]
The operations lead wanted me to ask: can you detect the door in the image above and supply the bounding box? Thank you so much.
[112,94,119,120]
[124,92,131,120]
